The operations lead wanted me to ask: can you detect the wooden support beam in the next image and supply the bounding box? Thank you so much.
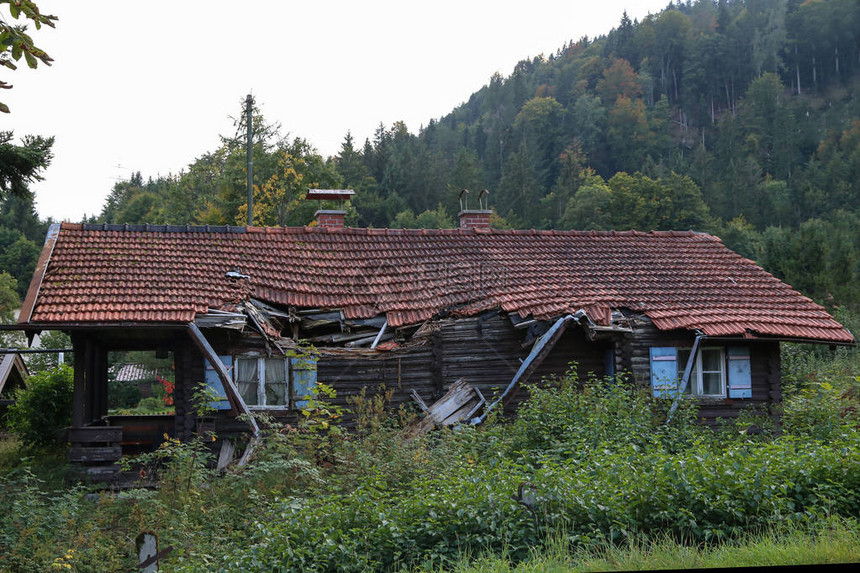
[186,324,258,433]
[186,323,259,466]
[501,315,577,408]
[71,336,87,428]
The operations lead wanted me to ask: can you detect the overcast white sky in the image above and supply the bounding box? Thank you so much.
[4,1,669,222]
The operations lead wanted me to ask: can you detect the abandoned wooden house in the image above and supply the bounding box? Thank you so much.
[13,204,854,474]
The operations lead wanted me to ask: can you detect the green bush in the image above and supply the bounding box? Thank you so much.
[137,396,165,413]
[107,379,141,409]
[504,371,702,464]
[6,364,73,448]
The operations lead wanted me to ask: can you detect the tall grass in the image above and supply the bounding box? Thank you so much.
[444,518,860,572]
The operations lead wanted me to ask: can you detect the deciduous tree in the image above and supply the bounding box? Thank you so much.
[0,0,57,113]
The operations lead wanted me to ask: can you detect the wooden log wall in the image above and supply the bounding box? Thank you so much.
[192,314,784,434]
[195,314,612,429]
[438,314,610,413]
[317,347,436,422]
[534,328,611,385]
[173,338,203,441]
[439,314,525,409]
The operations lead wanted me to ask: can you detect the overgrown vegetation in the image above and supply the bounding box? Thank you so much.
[5,364,72,447]
[1,337,858,571]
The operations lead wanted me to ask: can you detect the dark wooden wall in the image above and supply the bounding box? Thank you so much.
[173,338,203,441]
[438,314,610,412]
[193,314,611,427]
[186,314,782,434]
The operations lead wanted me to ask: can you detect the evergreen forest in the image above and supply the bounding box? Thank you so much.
[3,0,860,314]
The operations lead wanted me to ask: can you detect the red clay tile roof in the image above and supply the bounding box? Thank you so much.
[18,222,854,343]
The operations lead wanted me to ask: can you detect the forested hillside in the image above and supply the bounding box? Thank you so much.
[5,0,860,313]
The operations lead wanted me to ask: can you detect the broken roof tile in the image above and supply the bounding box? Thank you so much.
[16,222,854,344]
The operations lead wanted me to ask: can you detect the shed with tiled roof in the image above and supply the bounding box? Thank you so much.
[13,222,854,477]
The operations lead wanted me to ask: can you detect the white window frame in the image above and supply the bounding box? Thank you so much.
[677,346,726,398]
[234,355,291,410]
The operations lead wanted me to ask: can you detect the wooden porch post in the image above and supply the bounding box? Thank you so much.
[71,334,89,427]
[70,334,109,427]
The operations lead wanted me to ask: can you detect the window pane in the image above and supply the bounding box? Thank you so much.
[236,358,258,382]
[701,349,722,372]
[677,348,696,393]
[264,359,288,406]
[236,358,259,405]
[702,372,722,395]
[677,349,692,378]
[238,381,258,405]
[265,383,287,406]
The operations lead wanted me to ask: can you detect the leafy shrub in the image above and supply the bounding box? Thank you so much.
[4,351,860,572]
[136,396,165,412]
[783,378,858,440]
[107,379,141,409]
[7,364,73,447]
[0,468,133,572]
[216,430,860,571]
[505,370,701,464]
[206,368,860,571]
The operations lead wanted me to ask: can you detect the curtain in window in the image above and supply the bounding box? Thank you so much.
[264,359,288,406]
[236,358,259,405]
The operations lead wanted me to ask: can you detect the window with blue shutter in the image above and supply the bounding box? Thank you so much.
[727,346,752,399]
[212,353,319,411]
[204,355,232,410]
[650,347,678,397]
[291,355,317,410]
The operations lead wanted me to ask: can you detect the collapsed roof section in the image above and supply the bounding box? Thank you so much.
[17,222,854,345]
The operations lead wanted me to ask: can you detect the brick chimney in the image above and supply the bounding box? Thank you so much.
[315,209,346,229]
[307,189,354,229]
[458,209,492,230]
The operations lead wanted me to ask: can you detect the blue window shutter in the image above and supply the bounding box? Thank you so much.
[291,356,317,410]
[650,347,678,397]
[727,347,752,398]
[204,355,233,410]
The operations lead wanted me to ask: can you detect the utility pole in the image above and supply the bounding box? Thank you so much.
[246,93,254,226]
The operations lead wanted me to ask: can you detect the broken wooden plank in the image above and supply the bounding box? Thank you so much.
[194,313,247,330]
[309,330,379,344]
[408,378,484,436]
[499,314,577,409]
[68,445,122,463]
[411,390,429,412]
[345,331,394,348]
[68,426,123,443]
[240,301,282,340]
[426,380,475,423]
[187,323,260,463]
[216,440,235,470]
